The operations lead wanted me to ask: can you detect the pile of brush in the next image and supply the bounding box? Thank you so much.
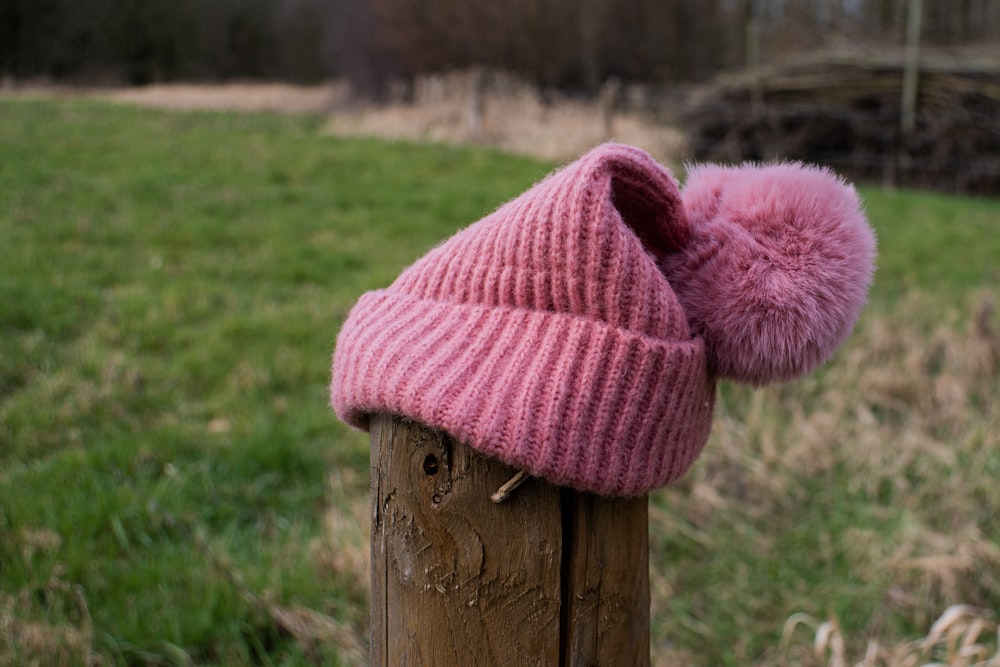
[677,52,1000,195]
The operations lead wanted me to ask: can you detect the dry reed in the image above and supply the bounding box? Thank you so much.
[653,288,999,664]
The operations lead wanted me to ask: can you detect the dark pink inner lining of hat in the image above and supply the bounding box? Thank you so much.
[610,175,685,261]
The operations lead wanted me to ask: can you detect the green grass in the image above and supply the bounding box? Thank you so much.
[1,97,998,666]
[861,187,1000,301]
[0,98,549,665]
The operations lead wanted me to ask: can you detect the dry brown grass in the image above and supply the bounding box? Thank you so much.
[0,81,338,115]
[311,470,370,604]
[0,563,99,667]
[323,69,684,165]
[782,605,1000,667]
[3,73,682,166]
[193,519,369,667]
[655,288,1000,664]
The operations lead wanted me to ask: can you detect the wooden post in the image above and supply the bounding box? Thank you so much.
[746,15,764,116]
[466,66,485,141]
[600,78,620,141]
[897,0,923,187]
[900,0,923,136]
[369,413,650,666]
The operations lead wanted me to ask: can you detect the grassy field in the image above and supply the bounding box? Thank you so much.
[1,97,998,666]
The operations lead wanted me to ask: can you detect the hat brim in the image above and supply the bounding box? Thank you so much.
[332,289,715,496]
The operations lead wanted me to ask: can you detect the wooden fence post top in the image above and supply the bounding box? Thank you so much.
[369,413,650,667]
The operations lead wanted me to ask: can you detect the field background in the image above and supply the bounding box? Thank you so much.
[1,96,998,666]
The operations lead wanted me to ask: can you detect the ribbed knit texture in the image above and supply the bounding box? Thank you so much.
[331,143,716,496]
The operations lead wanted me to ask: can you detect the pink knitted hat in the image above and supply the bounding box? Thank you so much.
[331,143,875,496]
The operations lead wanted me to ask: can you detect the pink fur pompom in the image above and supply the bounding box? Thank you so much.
[661,163,877,385]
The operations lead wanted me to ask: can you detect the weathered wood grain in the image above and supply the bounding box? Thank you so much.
[369,413,650,666]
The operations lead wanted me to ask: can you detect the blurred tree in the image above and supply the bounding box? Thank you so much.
[110,0,196,84]
[0,0,996,87]
[0,0,337,84]
[335,0,747,94]
[331,0,382,95]
[276,0,335,82]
